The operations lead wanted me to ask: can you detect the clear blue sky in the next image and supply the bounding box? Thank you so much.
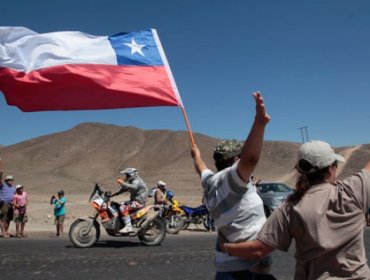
[1,0,369,147]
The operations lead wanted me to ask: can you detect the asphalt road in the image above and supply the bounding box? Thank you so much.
[1,229,370,280]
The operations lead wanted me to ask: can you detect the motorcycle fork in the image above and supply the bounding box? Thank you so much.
[86,213,99,233]
[169,215,175,225]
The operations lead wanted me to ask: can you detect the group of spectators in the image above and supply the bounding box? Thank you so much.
[0,168,67,238]
[191,91,370,280]
[0,173,28,238]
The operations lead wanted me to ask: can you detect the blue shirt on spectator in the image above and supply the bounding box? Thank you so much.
[53,197,67,217]
[0,183,16,203]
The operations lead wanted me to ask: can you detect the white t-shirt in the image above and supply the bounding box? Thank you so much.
[201,162,267,272]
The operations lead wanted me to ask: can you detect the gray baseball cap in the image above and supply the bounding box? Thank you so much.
[296,140,345,173]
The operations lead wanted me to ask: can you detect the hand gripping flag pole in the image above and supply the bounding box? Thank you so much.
[0,27,196,146]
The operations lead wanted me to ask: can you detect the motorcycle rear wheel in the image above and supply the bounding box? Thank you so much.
[165,213,184,234]
[138,217,166,246]
[69,219,100,248]
[180,214,190,230]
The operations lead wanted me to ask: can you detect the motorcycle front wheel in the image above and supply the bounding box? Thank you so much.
[138,217,166,246]
[69,218,100,248]
[165,213,184,234]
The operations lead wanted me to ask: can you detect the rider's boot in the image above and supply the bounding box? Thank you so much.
[119,216,133,233]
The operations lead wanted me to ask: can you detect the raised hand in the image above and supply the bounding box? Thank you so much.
[253,91,270,126]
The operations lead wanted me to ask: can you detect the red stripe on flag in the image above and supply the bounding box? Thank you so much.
[0,64,180,112]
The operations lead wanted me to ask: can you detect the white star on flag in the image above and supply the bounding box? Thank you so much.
[124,38,145,56]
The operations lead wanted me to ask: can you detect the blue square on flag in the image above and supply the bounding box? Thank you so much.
[109,30,164,66]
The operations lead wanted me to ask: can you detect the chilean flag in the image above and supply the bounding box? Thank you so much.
[0,27,183,112]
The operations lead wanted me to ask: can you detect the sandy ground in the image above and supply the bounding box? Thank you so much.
[12,193,204,234]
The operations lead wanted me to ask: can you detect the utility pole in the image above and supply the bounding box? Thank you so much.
[304,126,309,142]
[299,126,309,143]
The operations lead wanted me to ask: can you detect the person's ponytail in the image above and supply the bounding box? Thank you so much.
[287,159,331,204]
[287,173,310,203]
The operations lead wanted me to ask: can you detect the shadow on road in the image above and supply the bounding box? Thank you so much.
[185,228,210,233]
[65,239,163,249]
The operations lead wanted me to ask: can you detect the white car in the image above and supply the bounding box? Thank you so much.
[256,182,294,217]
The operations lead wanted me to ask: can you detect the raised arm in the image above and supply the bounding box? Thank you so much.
[191,145,208,177]
[54,196,65,205]
[237,92,270,182]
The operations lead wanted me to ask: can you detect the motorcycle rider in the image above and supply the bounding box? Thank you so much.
[112,168,148,233]
[154,180,172,206]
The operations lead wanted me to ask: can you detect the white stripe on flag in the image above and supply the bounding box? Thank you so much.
[0,27,117,73]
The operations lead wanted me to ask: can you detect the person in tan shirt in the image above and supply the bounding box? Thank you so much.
[221,140,370,280]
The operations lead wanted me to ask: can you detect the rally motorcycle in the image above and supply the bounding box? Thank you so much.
[69,184,166,248]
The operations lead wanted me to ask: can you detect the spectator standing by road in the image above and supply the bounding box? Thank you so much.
[221,140,370,279]
[191,92,275,280]
[12,184,28,237]
[0,170,16,238]
[50,190,67,237]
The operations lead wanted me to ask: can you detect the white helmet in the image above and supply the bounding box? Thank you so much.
[120,168,138,179]
[157,180,166,187]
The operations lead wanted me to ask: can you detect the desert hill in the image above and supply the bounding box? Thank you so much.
[0,123,368,199]
[0,123,217,197]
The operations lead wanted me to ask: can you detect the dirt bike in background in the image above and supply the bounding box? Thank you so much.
[159,198,185,234]
[149,187,185,234]
[180,204,215,231]
[69,184,166,248]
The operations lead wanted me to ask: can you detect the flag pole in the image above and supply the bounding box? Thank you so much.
[152,29,195,147]
[181,106,195,147]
